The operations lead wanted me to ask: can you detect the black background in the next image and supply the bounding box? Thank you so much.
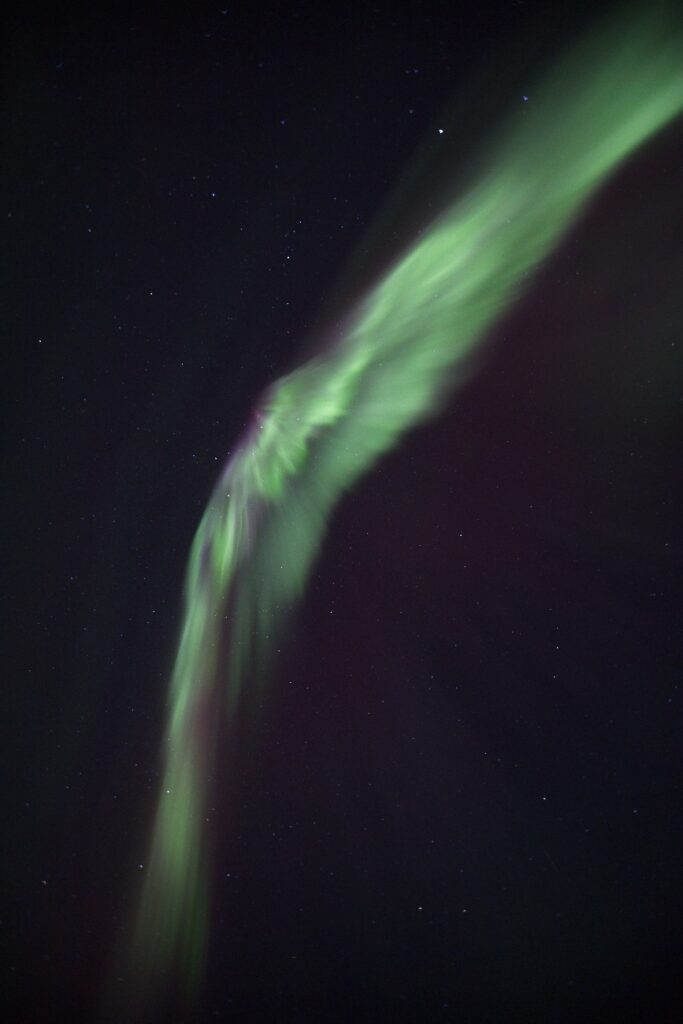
[4,3,682,1021]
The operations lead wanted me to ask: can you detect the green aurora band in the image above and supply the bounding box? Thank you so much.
[129,5,682,1004]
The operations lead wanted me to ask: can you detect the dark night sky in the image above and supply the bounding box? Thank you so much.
[3,3,682,1022]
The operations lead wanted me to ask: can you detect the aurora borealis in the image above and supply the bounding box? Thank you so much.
[5,3,683,1022]
[129,4,683,1013]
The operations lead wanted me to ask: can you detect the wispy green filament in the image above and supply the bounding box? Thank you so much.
[129,5,682,1004]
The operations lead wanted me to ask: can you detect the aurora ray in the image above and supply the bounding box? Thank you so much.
[127,4,682,1007]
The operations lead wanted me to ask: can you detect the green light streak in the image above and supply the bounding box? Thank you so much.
[128,5,682,1006]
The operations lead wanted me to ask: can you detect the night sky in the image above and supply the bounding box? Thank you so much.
[4,3,683,1022]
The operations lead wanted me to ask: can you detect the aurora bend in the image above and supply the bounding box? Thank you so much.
[125,5,682,1010]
